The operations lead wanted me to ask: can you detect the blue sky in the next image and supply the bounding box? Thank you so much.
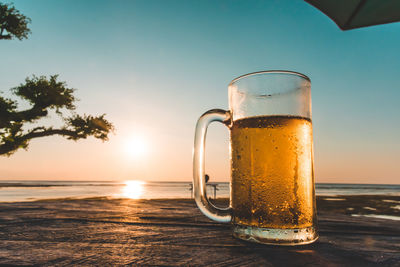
[1,0,399,183]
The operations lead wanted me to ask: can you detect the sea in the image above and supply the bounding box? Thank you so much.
[0,180,399,202]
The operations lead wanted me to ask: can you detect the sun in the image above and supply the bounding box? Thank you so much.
[124,135,149,158]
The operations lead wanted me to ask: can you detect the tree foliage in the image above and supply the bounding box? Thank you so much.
[0,75,114,156]
[0,2,31,40]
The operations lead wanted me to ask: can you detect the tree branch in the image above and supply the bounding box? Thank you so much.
[0,114,114,156]
[9,106,48,123]
[24,128,80,140]
[0,128,83,156]
[0,75,114,156]
[0,34,11,40]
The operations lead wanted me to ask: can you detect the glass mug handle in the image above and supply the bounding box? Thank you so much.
[193,109,232,223]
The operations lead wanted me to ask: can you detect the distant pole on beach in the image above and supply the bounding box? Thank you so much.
[189,183,193,198]
[206,174,219,199]
[190,174,218,199]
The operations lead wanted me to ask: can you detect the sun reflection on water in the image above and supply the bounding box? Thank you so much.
[122,180,145,199]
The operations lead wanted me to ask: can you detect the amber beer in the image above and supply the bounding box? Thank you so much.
[230,115,316,229]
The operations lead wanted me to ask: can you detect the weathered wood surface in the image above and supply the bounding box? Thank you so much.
[0,196,399,266]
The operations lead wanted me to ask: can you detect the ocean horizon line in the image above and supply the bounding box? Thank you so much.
[0,180,399,186]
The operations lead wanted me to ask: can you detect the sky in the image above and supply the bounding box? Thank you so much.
[0,0,399,184]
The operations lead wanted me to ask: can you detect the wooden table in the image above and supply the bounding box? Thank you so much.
[0,196,399,266]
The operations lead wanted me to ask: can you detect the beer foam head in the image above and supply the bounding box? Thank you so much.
[228,71,311,121]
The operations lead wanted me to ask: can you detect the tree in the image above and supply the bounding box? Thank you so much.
[0,2,31,40]
[0,75,114,156]
[0,3,114,156]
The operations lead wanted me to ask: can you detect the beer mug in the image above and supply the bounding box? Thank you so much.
[193,71,318,245]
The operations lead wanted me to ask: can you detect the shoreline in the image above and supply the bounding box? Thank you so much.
[1,181,399,203]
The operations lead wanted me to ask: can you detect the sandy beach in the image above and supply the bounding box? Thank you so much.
[0,195,399,266]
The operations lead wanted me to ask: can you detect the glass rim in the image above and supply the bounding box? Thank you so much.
[228,70,311,86]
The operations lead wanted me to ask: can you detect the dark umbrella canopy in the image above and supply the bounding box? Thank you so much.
[305,0,400,30]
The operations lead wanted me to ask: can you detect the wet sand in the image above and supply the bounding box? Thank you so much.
[0,195,399,266]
